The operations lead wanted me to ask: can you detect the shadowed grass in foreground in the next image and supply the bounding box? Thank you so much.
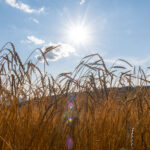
[0,42,150,150]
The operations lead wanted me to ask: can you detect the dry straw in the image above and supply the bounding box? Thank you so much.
[0,42,149,149]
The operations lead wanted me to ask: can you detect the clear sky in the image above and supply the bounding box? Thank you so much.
[0,0,150,76]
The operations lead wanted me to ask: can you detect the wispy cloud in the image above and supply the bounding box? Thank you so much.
[5,0,44,13]
[104,56,150,67]
[35,42,76,62]
[80,0,86,5]
[26,36,45,45]
[30,18,39,24]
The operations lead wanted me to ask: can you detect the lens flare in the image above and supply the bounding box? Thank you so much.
[68,117,72,123]
[69,95,75,101]
[66,136,73,149]
[68,103,74,109]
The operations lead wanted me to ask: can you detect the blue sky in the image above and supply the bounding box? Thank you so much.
[0,0,150,76]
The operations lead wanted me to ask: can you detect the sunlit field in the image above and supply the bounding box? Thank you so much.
[0,42,150,150]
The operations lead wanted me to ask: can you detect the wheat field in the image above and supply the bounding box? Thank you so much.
[0,42,149,150]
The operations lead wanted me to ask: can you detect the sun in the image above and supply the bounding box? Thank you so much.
[67,23,90,45]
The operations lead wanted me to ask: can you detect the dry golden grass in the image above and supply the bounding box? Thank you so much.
[0,42,149,150]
